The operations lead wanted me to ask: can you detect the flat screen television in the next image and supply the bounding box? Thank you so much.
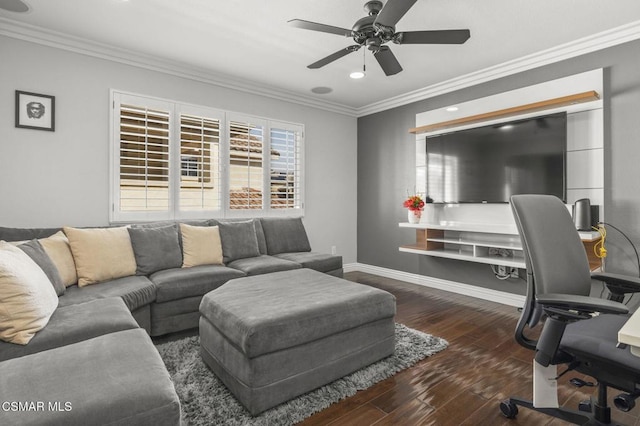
[425,112,567,203]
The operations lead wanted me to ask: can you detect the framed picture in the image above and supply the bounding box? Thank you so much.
[15,90,55,131]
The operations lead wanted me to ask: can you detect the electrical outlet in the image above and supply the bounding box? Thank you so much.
[331,246,337,255]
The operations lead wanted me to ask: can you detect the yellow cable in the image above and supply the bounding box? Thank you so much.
[592,225,607,258]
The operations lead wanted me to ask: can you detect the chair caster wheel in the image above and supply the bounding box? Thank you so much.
[578,399,592,413]
[500,400,519,419]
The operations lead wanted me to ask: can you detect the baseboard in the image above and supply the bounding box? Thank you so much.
[343,262,525,307]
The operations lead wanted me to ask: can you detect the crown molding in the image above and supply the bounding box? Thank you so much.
[0,17,359,117]
[3,17,640,119]
[355,19,640,117]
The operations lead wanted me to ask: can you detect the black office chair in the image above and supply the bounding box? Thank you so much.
[501,194,640,424]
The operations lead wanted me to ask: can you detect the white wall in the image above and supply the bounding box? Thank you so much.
[0,36,358,263]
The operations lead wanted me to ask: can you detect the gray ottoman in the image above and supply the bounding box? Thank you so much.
[199,268,396,415]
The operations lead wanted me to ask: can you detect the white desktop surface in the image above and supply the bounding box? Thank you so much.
[618,308,640,357]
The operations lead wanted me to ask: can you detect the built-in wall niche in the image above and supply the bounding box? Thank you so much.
[413,68,604,228]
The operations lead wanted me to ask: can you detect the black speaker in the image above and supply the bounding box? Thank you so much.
[573,198,591,231]
[590,205,600,228]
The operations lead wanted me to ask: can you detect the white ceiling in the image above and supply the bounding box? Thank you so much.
[2,0,640,114]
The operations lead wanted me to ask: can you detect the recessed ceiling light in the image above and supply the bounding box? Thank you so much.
[349,71,365,79]
[0,0,30,13]
[311,86,332,95]
[446,106,459,112]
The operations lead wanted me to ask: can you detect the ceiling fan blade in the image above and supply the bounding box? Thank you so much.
[308,45,361,69]
[374,0,418,28]
[374,46,403,76]
[288,19,352,37]
[396,29,471,44]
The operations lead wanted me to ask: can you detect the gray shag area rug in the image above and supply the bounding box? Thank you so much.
[156,323,447,426]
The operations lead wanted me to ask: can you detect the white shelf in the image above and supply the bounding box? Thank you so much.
[399,222,524,268]
[426,237,523,251]
[399,246,525,268]
[399,221,599,270]
[399,221,519,235]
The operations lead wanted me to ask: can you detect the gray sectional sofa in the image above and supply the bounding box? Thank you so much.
[0,216,342,425]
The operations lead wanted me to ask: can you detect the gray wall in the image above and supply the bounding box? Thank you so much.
[0,36,358,263]
[358,38,640,295]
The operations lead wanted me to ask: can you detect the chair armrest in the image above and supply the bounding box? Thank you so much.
[591,272,640,295]
[536,293,629,317]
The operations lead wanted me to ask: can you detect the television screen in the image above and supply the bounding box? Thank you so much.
[425,112,566,203]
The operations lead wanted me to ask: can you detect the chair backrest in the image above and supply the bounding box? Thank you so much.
[511,194,592,297]
[510,194,593,349]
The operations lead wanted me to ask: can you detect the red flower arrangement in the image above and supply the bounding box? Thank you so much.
[403,195,424,211]
[403,194,432,211]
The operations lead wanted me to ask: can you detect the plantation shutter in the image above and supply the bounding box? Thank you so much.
[228,117,266,210]
[111,91,305,222]
[269,123,303,210]
[117,102,171,216]
[178,110,222,213]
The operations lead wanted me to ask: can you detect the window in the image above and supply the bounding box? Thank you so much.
[178,110,222,213]
[117,102,170,215]
[269,123,303,210]
[110,92,303,222]
[228,117,265,210]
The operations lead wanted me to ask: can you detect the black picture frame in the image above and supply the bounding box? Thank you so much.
[15,90,55,131]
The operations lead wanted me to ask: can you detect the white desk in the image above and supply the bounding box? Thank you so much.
[618,309,640,356]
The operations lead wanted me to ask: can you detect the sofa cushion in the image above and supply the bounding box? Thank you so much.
[63,226,137,287]
[218,220,260,263]
[128,224,182,275]
[0,242,59,345]
[150,265,246,303]
[227,255,301,276]
[39,231,78,287]
[179,223,223,267]
[0,329,181,426]
[58,275,156,312]
[274,251,343,273]
[0,297,138,362]
[254,219,268,255]
[0,226,59,242]
[17,239,65,296]
[260,217,311,255]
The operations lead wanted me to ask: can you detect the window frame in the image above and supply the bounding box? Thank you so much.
[109,90,304,223]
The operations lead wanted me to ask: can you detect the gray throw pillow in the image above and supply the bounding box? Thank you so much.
[261,217,312,255]
[127,224,182,275]
[17,239,65,296]
[218,220,260,264]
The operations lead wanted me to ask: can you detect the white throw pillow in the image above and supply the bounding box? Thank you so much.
[0,241,59,345]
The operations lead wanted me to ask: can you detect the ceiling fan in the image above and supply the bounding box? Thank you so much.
[289,0,470,76]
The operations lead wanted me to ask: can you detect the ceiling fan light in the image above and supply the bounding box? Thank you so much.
[350,70,365,79]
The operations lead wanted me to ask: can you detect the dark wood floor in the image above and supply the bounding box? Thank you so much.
[300,271,640,426]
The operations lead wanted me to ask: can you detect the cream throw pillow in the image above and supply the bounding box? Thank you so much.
[180,224,223,267]
[63,227,136,287]
[39,231,78,287]
[0,241,59,345]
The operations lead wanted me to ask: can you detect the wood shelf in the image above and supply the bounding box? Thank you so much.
[409,90,600,135]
